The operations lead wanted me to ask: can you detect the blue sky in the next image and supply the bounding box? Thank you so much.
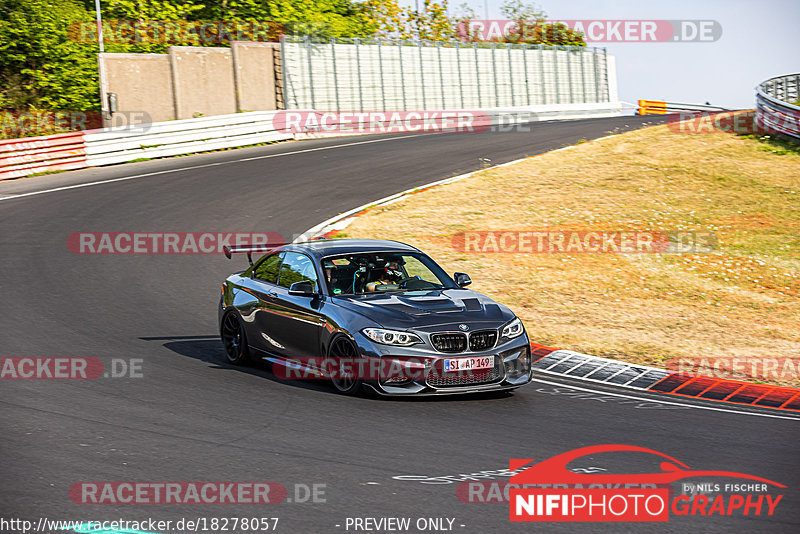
[400,0,800,109]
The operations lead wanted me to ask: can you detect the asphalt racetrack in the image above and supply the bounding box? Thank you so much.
[1,116,798,533]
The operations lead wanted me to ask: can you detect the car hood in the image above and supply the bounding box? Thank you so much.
[331,289,515,330]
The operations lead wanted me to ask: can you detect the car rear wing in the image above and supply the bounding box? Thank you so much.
[223,243,285,265]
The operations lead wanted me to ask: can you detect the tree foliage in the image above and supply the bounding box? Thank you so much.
[1,0,375,114]
[0,0,101,111]
[362,0,586,46]
[361,0,454,40]
[1,0,586,120]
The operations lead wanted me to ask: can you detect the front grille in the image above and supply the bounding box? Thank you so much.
[431,333,467,353]
[469,330,497,351]
[426,356,503,387]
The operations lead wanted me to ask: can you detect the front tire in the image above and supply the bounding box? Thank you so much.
[329,336,363,395]
[221,311,251,365]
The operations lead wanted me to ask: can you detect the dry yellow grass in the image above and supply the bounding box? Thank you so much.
[336,125,800,386]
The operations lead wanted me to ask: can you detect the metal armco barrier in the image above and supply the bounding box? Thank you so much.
[0,132,88,180]
[83,111,292,167]
[756,74,800,141]
[0,102,621,180]
[637,99,728,115]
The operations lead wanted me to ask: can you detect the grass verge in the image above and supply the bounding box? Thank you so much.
[335,125,800,386]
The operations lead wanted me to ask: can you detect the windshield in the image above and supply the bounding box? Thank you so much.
[322,252,458,295]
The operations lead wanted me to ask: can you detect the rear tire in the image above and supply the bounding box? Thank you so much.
[221,311,251,365]
[329,336,363,395]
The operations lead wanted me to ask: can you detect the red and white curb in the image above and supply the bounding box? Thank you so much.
[530,346,799,412]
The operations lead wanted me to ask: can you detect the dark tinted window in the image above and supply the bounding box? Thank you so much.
[278,252,318,290]
[252,252,284,284]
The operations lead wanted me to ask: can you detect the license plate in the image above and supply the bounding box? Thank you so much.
[444,356,494,372]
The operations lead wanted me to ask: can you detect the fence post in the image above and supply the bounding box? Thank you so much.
[592,47,600,103]
[566,46,574,104]
[399,41,407,110]
[419,40,426,110]
[378,38,386,110]
[355,37,363,111]
[305,37,315,109]
[491,43,499,107]
[437,41,446,108]
[507,44,515,107]
[538,44,545,105]
[523,43,530,106]
[456,41,464,109]
[580,48,587,103]
[474,43,481,108]
[603,47,610,102]
[280,36,291,109]
[330,38,340,112]
[553,46,560,104]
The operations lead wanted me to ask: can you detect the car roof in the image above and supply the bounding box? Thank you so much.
[283,239,421,260]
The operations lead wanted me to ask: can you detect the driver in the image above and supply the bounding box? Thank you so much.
[366,257,404,292]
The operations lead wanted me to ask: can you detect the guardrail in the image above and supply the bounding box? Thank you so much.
[756,74,800,141]
[1,102,621,180]
[85,111,293,167]
[637,100,728,115]
[0,132,88,180]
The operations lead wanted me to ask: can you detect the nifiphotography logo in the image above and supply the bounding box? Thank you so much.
[508,445,785,522]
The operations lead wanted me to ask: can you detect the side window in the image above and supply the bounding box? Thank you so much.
[278,252,318,290]
[252,252,284,284]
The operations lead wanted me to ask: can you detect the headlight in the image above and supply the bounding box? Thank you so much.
[362,328,423,346]
[501,317,524,341]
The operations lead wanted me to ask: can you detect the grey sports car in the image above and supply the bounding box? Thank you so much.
[219,239,532,396]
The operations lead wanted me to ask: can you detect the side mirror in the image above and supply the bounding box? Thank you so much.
[454,272,472,287]
[288,280,315,296]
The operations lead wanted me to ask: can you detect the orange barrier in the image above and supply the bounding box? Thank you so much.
[637,99,667,115]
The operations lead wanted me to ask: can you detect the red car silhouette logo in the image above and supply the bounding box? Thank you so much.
[510,444,785,487]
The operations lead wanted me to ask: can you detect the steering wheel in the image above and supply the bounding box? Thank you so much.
[396,275,420,289]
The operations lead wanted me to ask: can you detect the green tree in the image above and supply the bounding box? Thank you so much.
[362,0,584,45]
[361,0,454,40]
[0,0,100,111]
[498,0,585,46]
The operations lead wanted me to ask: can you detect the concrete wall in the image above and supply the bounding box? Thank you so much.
[102,53,174,123]
[170,47,236,119]
[232,42,280,112]
[103,43,280,122]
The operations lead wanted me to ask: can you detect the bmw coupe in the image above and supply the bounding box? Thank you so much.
[219,239,532,396]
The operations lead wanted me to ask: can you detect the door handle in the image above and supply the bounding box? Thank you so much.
[267,291,278,299]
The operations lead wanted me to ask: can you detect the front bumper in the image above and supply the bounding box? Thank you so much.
[354,333,533,396]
